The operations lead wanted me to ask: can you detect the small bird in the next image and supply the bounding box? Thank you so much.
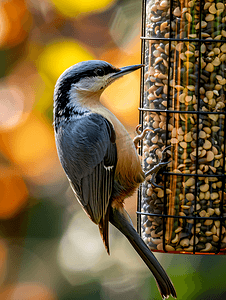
[53,60,177,299]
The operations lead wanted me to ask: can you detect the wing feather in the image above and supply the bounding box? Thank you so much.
[56,113,117,228]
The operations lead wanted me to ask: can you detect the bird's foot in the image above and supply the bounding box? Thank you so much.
[133,125,154,149]
[145,145,171,188]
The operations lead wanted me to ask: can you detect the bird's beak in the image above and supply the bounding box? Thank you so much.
[110,64,145,80]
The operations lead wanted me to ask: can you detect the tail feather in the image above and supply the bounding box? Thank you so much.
[109,207,177,299]
[98,206,110,255]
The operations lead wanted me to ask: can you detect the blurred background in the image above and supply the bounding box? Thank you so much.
[0,0,226,299]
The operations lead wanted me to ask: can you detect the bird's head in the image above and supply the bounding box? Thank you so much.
[54,60,144,98]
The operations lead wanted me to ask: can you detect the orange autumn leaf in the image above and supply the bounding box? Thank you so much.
[0,0,32,49]
[0,167,28,219]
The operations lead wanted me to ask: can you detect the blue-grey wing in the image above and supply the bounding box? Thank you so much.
[55,113,117,224]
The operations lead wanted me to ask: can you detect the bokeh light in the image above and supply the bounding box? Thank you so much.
[0,84,25,130]
[0,283,56,300]
[0,112,61,185]
[0,239,8,286]
[58,210,108,285]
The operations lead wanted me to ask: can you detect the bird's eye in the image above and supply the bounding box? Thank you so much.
[94,68,104,77]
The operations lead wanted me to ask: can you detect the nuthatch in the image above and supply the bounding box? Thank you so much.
[53,60,176,299]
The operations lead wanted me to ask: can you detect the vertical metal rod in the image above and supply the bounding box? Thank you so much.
[162,0,174,252]
[218,113,226,253]
[192,0,203,255]
[137,0,147,235]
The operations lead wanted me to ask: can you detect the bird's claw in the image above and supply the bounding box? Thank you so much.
[149,180,165,189]
[161,145,172,156]
[133,124,154,149]
[145,160,170,177]
[145,146,171,187]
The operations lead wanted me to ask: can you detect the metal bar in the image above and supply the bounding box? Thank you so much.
[218,88,226,253]
[162,172,225,178]
[139,108,226,114]
[137,211,226,221]
[137,0,147,236]
[140,36,226,43]
[162,0,174,253]
[192,0,203,254]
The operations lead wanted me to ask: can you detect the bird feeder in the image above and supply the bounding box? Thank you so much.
[137,0,226,254]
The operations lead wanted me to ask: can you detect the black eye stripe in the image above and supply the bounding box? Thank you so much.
[56,61,119,93]
[94,68,105,76]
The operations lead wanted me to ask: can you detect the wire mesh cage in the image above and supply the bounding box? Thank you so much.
[137,0,226,254]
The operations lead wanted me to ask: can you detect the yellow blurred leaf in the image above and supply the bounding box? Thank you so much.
[37,40,95,83]
[51,0,115,17]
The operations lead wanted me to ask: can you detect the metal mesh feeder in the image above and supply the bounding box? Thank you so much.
[137,0,226,254]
